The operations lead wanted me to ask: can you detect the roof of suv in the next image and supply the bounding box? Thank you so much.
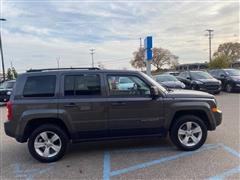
[25,67,139,75]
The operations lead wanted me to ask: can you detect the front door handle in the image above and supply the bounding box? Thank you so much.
[111,102,126,106]
[64,103,77,107]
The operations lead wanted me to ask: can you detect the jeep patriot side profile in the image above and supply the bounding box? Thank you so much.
[4,68,222,162]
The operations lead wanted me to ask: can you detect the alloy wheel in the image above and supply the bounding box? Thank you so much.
[34,131,62,158]
[178,121,202,147]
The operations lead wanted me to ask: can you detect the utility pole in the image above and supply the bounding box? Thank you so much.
[206,29,214,62]
[56,57,60,69]
[140,37,142,49]
[89,48,95,67]
[0,18,6,81]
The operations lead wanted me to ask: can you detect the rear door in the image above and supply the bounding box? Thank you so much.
[105,73,165,137]
[58,72,108,139]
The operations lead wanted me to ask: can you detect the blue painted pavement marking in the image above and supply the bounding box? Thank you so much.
[110,144,218,177]
[208,166,240,180]
[103,151,111,180]
[12,163,54,180]
[103,144,219,180]
[221,144,240,158]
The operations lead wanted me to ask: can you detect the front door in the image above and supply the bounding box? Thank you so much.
[58,73,108,139]
[106,73,165,137]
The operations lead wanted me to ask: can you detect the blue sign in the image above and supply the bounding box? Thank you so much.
[144,36,153,61]
[145,49,152,61]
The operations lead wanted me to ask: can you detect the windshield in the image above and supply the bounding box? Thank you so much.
[225,69,240,76]
[156,75,178,82]
[190,71,213,80]
[140,72,167,93]
[6,82,15,89]
[0,82,7,89]
[0,81,15,89]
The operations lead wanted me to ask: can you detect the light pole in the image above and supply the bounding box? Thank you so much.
[0,18,6,81]
[89,48,95,68]
[206,29,214,62]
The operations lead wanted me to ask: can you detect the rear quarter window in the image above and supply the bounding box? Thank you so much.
[23,75,56,97]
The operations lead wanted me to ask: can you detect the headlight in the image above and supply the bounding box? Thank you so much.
[6,91,11,95]
[195,80,204,84]
[232,77,240,82]
[181,83,186,88]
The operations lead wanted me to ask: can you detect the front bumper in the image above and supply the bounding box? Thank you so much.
[233,83,240,91]
[198,84,221,94]
[213,110,222,127]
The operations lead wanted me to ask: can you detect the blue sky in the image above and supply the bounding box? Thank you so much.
[1,0,239,72]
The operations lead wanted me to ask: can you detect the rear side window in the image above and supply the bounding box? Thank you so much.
[23,75,56,97]
[64,74,101,96]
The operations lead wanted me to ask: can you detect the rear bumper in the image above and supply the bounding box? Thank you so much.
[4,121,26,143]
[0,95,10,102]
[4,121,15,138]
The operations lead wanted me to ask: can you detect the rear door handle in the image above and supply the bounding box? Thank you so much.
[111,102,126,106]
[64,103,77,107]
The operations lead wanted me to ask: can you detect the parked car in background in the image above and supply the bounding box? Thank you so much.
[163,71,180,76]
[177,71,221,94]
[0,80,16,104]
[209,69,240,92]
[154,74,185,89]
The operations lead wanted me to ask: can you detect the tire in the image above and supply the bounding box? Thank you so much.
[191,84,199,91]
[28,124,69,163]
[170,115,207,151]
[226,83,233,93]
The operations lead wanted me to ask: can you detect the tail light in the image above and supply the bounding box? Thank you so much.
[7,101,12,121]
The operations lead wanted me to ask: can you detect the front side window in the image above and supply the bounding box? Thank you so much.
[64,74,101,96]
[107,75,150,96]
[23,75,56,97]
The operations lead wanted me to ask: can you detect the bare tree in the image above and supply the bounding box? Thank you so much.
[213,42,240,62]
[130,47,178,71]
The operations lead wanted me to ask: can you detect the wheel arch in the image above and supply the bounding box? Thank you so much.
[22,118,72,142]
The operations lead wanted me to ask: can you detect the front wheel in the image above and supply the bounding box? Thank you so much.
[170,115,207,151]
[28,124,69,163]
[226,83,233,93]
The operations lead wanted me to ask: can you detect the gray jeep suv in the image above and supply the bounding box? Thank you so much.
[4,68,222,162]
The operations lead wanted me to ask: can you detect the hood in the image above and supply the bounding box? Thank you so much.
[166,89,214,99]
[161,81,184,88]
[230,76,240,81]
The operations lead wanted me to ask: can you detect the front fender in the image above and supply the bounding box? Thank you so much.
[165,101,216,130]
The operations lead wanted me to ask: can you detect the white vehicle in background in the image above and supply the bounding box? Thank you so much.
[117,77,135,90]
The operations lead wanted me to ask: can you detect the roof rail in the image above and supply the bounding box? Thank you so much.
[26,67,100,72]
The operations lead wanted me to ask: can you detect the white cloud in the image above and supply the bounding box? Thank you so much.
[1,0,239,72]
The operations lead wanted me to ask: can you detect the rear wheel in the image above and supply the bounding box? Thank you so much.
[170,115,207,151]
[28,124,69,163]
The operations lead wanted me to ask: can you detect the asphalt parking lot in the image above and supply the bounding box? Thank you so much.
[0,92,240,180]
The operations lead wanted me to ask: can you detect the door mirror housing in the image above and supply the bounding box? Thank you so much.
[220,74,226,78]
[150,86,159,98]
[186,76,191,80]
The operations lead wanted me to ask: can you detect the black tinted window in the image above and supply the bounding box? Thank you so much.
[23,76,56,97]
[64,75,101,96]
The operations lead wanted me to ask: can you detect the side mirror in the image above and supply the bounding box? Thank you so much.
[150,86,159,98]
[220,74,226,78]
[186,77,191,80]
